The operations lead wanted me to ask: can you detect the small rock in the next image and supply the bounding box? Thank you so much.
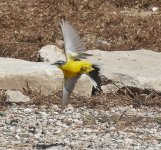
[52,105,59,110]
[39,112,49,117]
[55,39,64,49]
[0,111,5,116]
[5,90,30,103]
[62,118,73,126]
[110,127,116,130]
[24,108,33,113]
[65,104,74,113]
[16,128,22,133]
[37,45,65,63]
[55,129,62,134]
[73,113,81,119]
[36,127,43,132]
[15,134,20,140]
[29,126,36,134]
[34,133,41,139]
[152,7,158,12]
[48,118,55,122]
[55,121,63,126]
[9,119,19,126]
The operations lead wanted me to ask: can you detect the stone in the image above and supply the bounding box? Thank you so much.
[87,49,161,93]
[55,39,64,49]
[73,74,93,97]
[24,108,33,113]
[39,112,48,117]
[37,45,65,63]
[5,90,30,103]
[38,46,161,93]
[0,58,62,95]
[151,7,158,12]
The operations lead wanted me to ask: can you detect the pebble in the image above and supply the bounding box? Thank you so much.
[0,105,161,149]
[24,108,33,113]
[39,111,49,117]
[15,134,20,140]
[34,133,41,139]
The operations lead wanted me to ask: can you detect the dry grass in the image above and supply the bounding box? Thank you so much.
[22,80,161,110]
[0,90,7,109]
[0,0,161,61]
[1,84,161,111]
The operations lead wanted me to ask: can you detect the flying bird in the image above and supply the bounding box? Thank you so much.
[53,20,105,111]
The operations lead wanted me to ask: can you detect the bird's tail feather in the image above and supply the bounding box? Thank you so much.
[88,64,106,95]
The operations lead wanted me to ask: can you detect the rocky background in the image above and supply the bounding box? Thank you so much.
[1,0,161,149]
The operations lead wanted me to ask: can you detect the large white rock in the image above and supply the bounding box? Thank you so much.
[38,46,161,93]
[0,58,62,95]
[89,49,161,92]
[0,57,92,97]
[87,49,161,93]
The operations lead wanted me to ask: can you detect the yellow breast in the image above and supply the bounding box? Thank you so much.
[60,60,93,78]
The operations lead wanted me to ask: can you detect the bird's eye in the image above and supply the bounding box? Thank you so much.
[57,60,65,65]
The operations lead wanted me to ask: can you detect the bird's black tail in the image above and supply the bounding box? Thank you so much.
[88,65,107,95]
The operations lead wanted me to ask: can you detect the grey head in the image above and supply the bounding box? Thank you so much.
[52,60,66,67]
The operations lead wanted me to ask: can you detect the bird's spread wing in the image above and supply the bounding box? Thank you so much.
[61,75,81,110]
[60,20,91,60]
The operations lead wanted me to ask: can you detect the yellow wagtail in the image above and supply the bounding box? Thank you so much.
[53,20,105,111]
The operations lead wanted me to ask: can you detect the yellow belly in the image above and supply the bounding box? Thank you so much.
[60,60,93,78]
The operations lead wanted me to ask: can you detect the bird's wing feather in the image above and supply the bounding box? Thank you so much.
[62,75,81,110]
[60,20,90,60]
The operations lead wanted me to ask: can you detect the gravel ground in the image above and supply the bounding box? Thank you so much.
[0,104,161,150]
